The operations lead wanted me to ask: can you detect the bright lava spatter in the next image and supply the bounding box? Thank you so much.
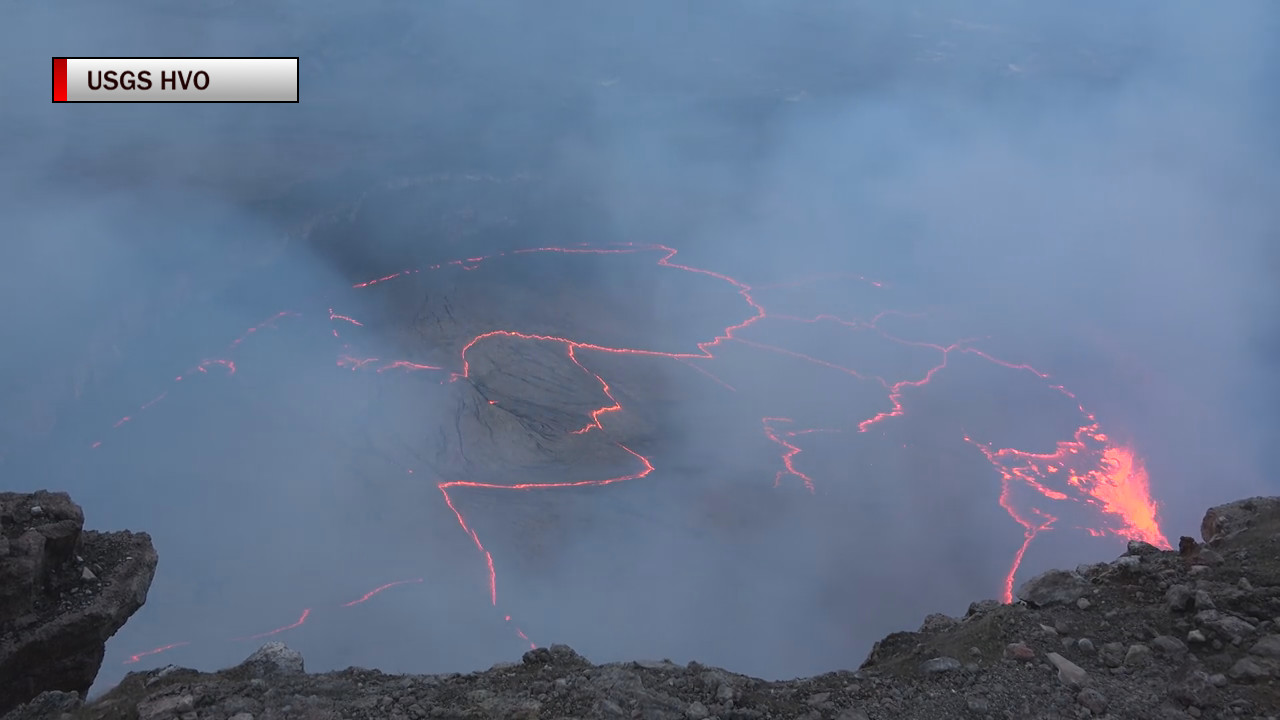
[111,243,1169,664]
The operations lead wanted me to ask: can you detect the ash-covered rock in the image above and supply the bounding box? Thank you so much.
[0,691,82,720]
[7,494,1280,720]
[1015,568,1092,608]
[0,491,157,716]
[1201,496,1280,547]
[240,642,305,678]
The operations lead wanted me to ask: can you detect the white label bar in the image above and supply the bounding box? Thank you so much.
[54,57,298,103]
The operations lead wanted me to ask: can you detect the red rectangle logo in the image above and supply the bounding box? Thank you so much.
[53,58,67,102]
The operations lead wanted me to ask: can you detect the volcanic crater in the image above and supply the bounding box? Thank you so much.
[19,174,1172,689]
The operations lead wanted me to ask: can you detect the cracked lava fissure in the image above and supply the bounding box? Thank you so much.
[96,243,1170,666]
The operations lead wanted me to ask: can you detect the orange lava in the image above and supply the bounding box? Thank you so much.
[123,641,190,665]
[969,408,1171,601]
[341,578,425,607]
[235,608,312,641]
[123,577,428,663]
[104,242,1168,664]
[89,311,297,450]
[761,417,839,493]
[437,443,655,607]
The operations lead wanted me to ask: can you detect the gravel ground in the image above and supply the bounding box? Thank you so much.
[6,495,1277,720]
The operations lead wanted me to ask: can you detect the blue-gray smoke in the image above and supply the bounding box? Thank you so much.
[1,0,1276,694]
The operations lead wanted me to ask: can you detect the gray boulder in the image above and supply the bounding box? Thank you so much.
[1016,569,1091,607]
[1200,496,1280,545]
[240,642,305,677]
[0,491,157,716]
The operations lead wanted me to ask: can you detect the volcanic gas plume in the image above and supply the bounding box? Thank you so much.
[91,243,1169,666]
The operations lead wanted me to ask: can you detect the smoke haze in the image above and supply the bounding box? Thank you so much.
[2,0,1276,694]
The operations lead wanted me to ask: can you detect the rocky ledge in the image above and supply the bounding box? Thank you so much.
[5,496,1280,720]
[0,491,158,716]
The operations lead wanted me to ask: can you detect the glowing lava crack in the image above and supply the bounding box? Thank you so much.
[98,243,1169,665]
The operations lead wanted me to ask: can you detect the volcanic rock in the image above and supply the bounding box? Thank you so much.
[1014,568,1091,607]
[1194,610,1256,640]
[1045,652,1088,688]
[0,691,82,720]
[1200,496,1280,545]
[1227,657,1271,682]
[1151,634,1188,659]
[917,613,958,633]
[6,494,1280,720]
[1123,643,1152,667]
[1076,687,1108,714]
[1125,539,1161,556]
[0,491,157,716]
[1098,641,1127,668]
[136,692,195,720]
[241,642,305,677]
[1004,642,1035,661]
[1166,583,1195,612]
[1178,535,1198,555]
[1249,634,1280,659]
[1114,554,1141,570]
[918,656,960,674]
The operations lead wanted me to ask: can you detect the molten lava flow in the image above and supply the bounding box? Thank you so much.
[122,577,430,663]
[341,578,426,607]
[235,608,312,642]
[968,410,1170,601]
[123,642,190,665]
[88,311,298,450]
[437,443,655,607]
[761,417,840,493]
[328,307,363,338]
[1090,444,1164,544]
[360,245,1166,644]
[567,346,622,435]
[102,242,1168,666]
[377,361,443,373]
